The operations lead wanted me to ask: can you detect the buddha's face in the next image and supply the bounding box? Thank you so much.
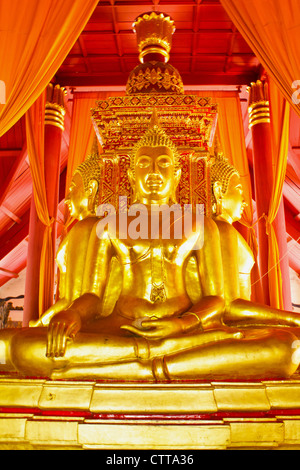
[65,172,90,220]
[133,145,177,204]
[221,173,247,222]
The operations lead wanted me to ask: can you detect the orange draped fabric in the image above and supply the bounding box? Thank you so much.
[0,0,98,137]
[220,0,300,118]
[25,91,54,316]
[268,79,290,309]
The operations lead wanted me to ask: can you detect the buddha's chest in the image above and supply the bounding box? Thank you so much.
[112,237,191,265]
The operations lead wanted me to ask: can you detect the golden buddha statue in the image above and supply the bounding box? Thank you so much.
[0,122,300,381]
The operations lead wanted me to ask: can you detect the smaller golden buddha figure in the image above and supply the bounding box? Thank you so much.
[31,151,102,327]
[208,152,300,330]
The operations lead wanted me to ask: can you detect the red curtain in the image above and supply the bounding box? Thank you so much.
[268,79,291,308]
[25,91,54,315]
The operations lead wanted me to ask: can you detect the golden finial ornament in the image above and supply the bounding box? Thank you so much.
[133,11,175,64]
[126,11,184,94]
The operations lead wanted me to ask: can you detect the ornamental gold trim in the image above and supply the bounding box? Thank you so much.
[133,12,175,30]
[45,106,65,131]
[249,108,270,116]
[138,38,171,54]
[248,100,270,129]
[249,117,271,129]
[91,93,217,156]
[45,83,66,130]
[133,11,175,64]
[44,120,65,132]
[247,80,271,128]
[126,66,184,95]
[139,46,170,63]
[248,100,270,113]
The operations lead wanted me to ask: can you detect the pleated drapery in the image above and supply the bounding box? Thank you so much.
[267,79,290,309]
[25,91,55,316]
[220,0,300,118]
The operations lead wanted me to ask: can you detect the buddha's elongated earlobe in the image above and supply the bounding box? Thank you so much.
[87,179,99,214]
[170,168,181,203]
[128,168,140,202]
[212,181,223,216]
[215,197,223,216]
[128,168,134,189]
[174,168,181,188]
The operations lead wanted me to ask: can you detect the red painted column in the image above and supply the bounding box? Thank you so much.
[23,84,66,325]
[248,80,273,305]
[43,84,66,311]
[23,195,44,326]
[248,80,292,309]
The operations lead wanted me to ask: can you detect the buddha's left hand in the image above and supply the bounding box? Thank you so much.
[46,309,82,357]
[121,317,183,339]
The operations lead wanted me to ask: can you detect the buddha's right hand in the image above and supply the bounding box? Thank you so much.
[46,310,82,358]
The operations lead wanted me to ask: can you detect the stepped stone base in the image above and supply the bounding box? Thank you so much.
[1,375,300,449]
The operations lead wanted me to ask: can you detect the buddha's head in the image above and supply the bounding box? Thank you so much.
[128,113,181,205]
[210,153,247,224]
[65,153,101,220]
